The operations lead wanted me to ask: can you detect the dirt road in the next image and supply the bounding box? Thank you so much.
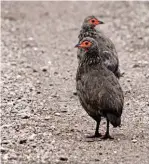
[1,1,149,164]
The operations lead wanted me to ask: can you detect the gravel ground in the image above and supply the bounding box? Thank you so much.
[1,1,149,164]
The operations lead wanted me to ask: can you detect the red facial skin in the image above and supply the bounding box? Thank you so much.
[88,18,100,26]
[76,41,92,51]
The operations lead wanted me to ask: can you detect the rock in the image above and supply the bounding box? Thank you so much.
[41,66,48,72]
[59,157,68,161]
[19,139,27,144]
[2,140,10,144]
[54,72,58,75]
[33,47,38,51]
[132,139,137,143]
[73,92,77,96]
[61,109,67,113]
[127,79,131,82]
[21,115,30,119]
[44,116,51,120]
[1,147,8,153]
[28,37,34,41]
[33,69,38,72]
[9,153,18,160]
[132,64,140,68]
[145,74,149,79]
[28,134,36,141]
[55,113,61,116]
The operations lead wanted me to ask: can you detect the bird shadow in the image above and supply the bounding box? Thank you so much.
[80,133,127,142]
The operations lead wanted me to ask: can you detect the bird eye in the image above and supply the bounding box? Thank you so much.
[91,19,95,23]
[85,42,89,45]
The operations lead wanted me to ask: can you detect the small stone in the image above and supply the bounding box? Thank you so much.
[54,71,58,75]
[73,92,77,96]
[21,115,30,119]
[28,134,36,141]
[48,60,52,65]
[33,69,38,72]
[55,113,61,116]
[99,152,102,155]
[44,116,51,120]
[37,91,41,94]
[41,66,48,72]
[145,74,149,79]
[61,109,67,113]
[33,47,38,51]
[1,147,8,153]
[95,159,100,161]
[132,64,140,68]
[9,153,18,160]
[42,68,47,72]
[132,139,137,143]
[28,37,34,41]
[114,151,117,154]
[2,140,9,144]
[127,79,131,82]
[19,139,27,144]
[59,157,68,161]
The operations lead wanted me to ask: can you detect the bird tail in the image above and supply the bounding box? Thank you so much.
[107,113,121,127]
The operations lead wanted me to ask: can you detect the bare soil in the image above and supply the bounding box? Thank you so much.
[1,1,149,164]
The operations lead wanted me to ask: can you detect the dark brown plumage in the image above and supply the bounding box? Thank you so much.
[77,16,121,78]
[75,37,124,139]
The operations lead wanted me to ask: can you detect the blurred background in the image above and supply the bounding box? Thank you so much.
[1,1,149,164]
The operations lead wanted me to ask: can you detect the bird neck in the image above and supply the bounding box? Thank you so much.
[80,48,102,66]
[78,25,96,40]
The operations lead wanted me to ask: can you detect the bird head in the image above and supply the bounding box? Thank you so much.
[83,15,104,28]
[75,37,98,53]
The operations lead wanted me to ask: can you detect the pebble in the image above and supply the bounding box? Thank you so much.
[21,115,30,119]
[73,92,77,96]
[41,66,48,72]
[1,147,8,153]
[28,134,36,141]
[2,140,10,144]
[132,139,137,143]
[55,113,61,116]
[33,47,38,51]
[33,69,38,72]
[59,157,68,161]
[44,116,51,120]
[61,109,67,113]
[19,139,27,144]
[28,37,34,41]
[132,64,140,68]
[145,74,149,79]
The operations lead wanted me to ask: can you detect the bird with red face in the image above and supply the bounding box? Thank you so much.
[77,16,121,78]
[75,37,124,139]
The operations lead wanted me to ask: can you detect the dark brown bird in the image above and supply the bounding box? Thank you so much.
[77,16,121,78]
[75,37,124,139]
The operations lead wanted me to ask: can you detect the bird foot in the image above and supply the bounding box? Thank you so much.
[101,134,114,140]
[86,133,102,138]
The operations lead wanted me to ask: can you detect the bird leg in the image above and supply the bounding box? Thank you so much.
[94,121,102,137]
[102,119,113,140]
[86,120,102,138]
